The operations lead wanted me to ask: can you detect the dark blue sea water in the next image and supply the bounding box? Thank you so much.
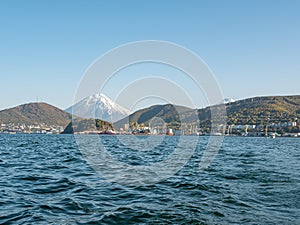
[0,134,299,224]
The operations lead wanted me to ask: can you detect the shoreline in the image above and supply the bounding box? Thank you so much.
[0,132,299,138]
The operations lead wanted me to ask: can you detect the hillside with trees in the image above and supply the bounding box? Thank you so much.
[114,104,195,130]
[0,102,72,127]
[62,118,113,134]
[115,95,300,134]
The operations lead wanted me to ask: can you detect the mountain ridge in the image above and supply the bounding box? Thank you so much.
[0,95,299,134]
[114,95,300,133]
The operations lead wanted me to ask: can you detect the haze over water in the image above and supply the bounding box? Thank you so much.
[1,134,299,224]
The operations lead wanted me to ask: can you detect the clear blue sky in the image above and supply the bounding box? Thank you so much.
[0,0,299,111]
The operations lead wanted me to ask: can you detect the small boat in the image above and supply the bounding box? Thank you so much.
[99,129,116,135]
[166,128,174,136]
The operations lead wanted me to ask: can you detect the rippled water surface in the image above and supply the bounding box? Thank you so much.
[0,134,299,224]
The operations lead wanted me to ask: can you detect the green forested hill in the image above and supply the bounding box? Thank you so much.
[195,95,300,133]
[115,95,300,133]
[114,104,194,129]
[222,95,299,124]
[62,118,112,134]
[0,102,72,127]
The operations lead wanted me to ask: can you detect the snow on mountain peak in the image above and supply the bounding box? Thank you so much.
[222,98,236,104]
[65,93,130,122]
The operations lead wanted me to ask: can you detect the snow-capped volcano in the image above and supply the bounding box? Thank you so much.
[66,94,130,122]
[222,98,236,104]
